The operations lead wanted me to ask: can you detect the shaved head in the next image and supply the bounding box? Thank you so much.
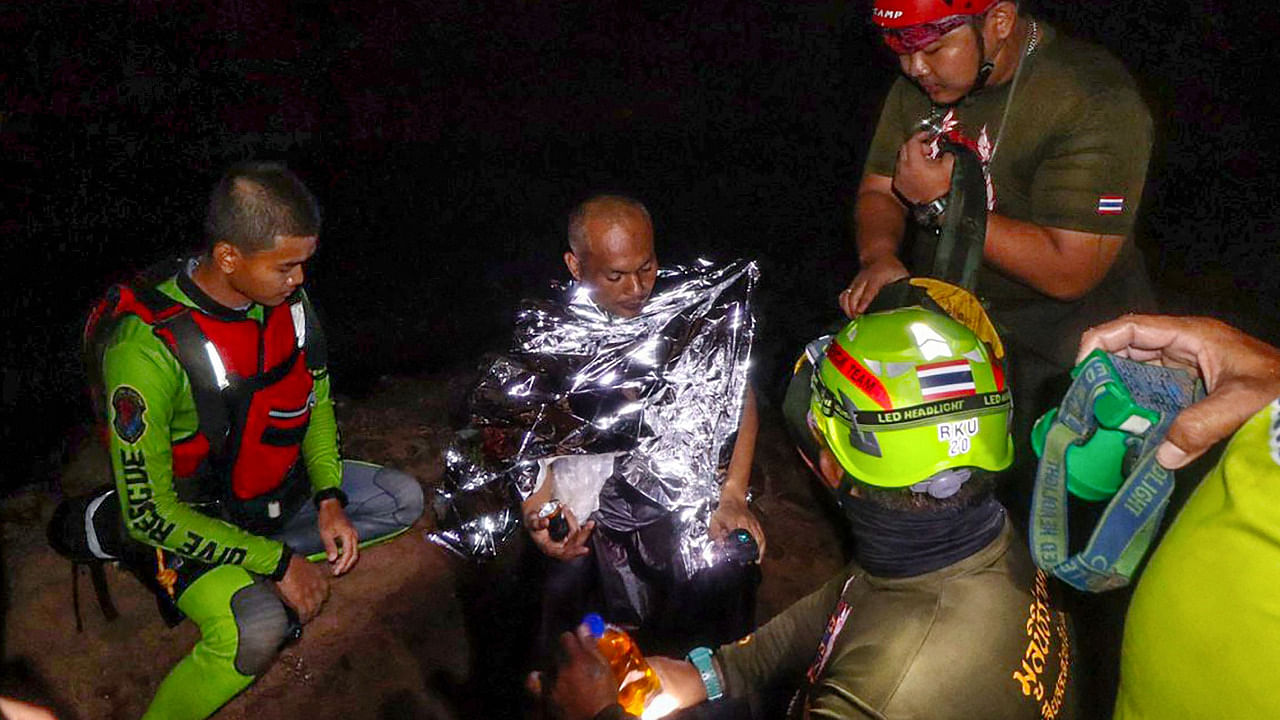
[567,195,652,256]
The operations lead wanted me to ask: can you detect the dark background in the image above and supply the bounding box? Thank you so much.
[2,0,1278,491]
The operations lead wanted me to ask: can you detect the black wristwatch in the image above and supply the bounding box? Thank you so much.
[893,185,949,228]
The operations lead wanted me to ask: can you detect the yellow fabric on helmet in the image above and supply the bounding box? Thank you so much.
[910,277,1005,360]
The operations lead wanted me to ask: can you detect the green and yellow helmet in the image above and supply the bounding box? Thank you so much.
[810,286,1013,488]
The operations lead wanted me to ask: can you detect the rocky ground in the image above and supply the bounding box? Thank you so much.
[0,372,845,719]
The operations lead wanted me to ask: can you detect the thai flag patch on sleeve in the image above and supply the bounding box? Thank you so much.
[1097,195,1125,215]
[916,360,977,401]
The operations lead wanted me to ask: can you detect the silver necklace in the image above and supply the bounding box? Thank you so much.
[989,19,1039,163]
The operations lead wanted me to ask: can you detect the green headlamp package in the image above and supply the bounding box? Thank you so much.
[1029,349,1204,592]
[1030,351,1163,501]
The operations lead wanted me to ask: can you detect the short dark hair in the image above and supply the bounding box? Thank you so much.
[566,194,651,255]
[849,469,998,512]
[203,162,321,254]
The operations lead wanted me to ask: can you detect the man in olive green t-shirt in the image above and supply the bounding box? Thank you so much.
[843,3,1155,715]
[842,0,1155,445]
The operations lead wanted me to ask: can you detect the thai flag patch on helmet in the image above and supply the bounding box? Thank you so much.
[916,360,976,401]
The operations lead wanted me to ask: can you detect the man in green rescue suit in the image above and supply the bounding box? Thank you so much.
[96,162,424,719]
[537,281,1073,720]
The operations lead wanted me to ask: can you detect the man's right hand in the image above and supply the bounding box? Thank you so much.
[840,255,909,318]
[525,505,595,561]
[1078,314,1280,469]
[275,553,329,624]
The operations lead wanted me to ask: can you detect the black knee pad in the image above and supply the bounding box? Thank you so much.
[230,578,290,676]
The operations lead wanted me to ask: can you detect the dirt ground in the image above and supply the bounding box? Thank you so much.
[0,373,845,719]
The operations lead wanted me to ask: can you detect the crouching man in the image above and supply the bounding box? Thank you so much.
[94,162,423,719]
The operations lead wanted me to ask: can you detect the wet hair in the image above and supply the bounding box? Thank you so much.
[566,194,651,256]
[203,162,321,254]
[848,469,999,512]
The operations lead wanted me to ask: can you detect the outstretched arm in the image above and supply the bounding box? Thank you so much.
[711,387,765,557]
[843,173,910,317]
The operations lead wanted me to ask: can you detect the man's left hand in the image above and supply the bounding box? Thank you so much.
[709,495,766,560]
[317,498,360,576]
[893,131,954,206]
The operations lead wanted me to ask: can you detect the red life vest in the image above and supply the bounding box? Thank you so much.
[86,279,324,522]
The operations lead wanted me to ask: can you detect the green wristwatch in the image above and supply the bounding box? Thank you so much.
[686,647,723,701]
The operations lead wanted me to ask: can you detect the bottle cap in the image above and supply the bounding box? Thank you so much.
[583,612,605,638]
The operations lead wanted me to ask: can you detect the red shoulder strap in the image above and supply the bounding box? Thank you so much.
[83,284,188,420]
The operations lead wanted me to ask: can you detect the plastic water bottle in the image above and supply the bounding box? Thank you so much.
[583,613,677,719]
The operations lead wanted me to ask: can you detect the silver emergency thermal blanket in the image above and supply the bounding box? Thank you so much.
[428,259,758,578]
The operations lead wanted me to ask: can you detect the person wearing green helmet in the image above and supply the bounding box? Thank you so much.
[537,282,1075,720]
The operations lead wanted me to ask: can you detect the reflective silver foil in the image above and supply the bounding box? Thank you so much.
[428,259,758,578]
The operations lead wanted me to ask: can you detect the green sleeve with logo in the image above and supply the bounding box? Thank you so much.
[1115,399,1280,719]
[103,315,288,577]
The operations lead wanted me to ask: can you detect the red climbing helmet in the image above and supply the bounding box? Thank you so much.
[872,0,999,30]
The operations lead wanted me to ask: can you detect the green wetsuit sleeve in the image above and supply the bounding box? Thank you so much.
[296,291,342,498]
[104,325,288,577]
[1030,85,1152,236]
[714,569,853,701]
[302,372,342,496]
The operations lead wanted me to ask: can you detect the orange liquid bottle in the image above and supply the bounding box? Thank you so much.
[584,613,663,717]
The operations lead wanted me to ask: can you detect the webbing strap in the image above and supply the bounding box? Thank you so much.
[163,312,234,461]
[929,138,988,292]
[1030,355,1197,592]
